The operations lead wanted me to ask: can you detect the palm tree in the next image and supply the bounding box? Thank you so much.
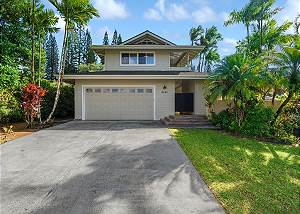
[225,4,254,49]
[189,26,204,69]
[273,37,300,121]
[197,26,222,72]
[189,26,203,45]
[44,0,99,124]
[33,6,58,123]
[208,53,260,124]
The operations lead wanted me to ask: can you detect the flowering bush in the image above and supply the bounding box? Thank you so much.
[22,83,47,127]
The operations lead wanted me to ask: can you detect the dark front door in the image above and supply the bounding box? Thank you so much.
[175,93,194,113]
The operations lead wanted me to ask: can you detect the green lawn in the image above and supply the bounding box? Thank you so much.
[170,129,300,214]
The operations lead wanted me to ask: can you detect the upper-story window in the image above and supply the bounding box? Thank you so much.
[121,52,155,65]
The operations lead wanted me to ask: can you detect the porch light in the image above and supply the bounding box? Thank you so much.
[161,84,168,93]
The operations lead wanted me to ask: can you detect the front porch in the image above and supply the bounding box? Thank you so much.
[175,79,206,115]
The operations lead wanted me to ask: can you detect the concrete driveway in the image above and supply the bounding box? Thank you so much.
[1,121,224,214]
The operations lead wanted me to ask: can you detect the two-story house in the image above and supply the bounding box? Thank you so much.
[64,30,208,121]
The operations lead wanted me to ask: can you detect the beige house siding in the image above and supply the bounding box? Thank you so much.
[104,50,170,71]
[74,79,175,120]
[194,80,207,115]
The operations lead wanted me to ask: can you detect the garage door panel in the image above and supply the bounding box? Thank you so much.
[84,86,154,120]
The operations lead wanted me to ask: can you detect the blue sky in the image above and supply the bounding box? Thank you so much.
[42,0,299,57]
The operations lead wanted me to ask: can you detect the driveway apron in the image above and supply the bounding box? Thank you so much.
[1,121,224,214]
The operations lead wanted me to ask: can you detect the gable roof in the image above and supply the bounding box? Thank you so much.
[121,30,176,46]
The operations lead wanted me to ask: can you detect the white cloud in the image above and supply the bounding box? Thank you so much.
[144,8,162,21]
[165,4,189,21]
[280,0,300,22]
[95,0,128,19]
[192,6,218,23]
[55,16,65,31]
[278,0,300,33]
[98,26,114,41]
[144,0,189,21]
[219,37,238,56]
[155,0,166,13]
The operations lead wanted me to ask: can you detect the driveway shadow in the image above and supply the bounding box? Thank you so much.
[5,134,223,214]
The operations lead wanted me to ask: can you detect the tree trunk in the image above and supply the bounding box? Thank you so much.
[246,24,250,51]
[274,91,294,122]
[44,20,69,124]
[200,54,205,72]
[37,34,42,123]
[259,18,263,53]
[271,88,277,106]
[31,0,35,83]
[197,53,201,72]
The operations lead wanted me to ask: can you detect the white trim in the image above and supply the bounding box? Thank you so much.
[119,51,156,66]
[64,74,207,80]
[121,31,175,46]
[81,85,156,121]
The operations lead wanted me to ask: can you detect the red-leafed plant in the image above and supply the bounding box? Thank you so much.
[22,83,47,127]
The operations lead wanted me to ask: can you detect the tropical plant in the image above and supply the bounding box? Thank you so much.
[22,83,47,127]
[272,36,300,121]
[224,2,254,48]
[189,25,204,69]
[198,26,223,72]
[44,0,99,124]
[208,53,262,124]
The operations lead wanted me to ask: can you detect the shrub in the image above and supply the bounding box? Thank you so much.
[40,80,74,119]
[240,104,275,137]
[212,104,275,138]
[211,110,235,129]
[274,100,300,144]
[21,83,47,127]
[0,60,29,124]
[0,89,23,124]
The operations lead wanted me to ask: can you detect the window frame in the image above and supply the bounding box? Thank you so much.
[120,51,155,66]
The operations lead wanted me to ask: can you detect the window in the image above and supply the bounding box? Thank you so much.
[121,53,129,64]
[145,88,153,93]
[103,88,110,93]
[121,52,155,65]
[128,88,136,93]
[137,88,144,93]
[119,88,128,93]
[86,88,93,93]
[129,53,137,64]
[95,88,102,93]
[112,88,119,93]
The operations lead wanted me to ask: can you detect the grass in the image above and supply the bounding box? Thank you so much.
[170,129,300,214]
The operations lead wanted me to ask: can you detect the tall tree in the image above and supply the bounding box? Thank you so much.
[224,3,254,50]
[197,26,223,72]
[0,0,32,65]
[45,33,59,80]
[272,37,300,121]
[111,29,118,45]
[45,0,99,124]
[189,26,204,69]
[76,24,86,65]
[103,31,109,45]
[85,29,96,63]
[117,34,122,45]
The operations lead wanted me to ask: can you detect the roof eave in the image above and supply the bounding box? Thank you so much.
[62,73,208,80]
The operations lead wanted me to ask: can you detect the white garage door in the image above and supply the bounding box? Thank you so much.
[84,86,154,120]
